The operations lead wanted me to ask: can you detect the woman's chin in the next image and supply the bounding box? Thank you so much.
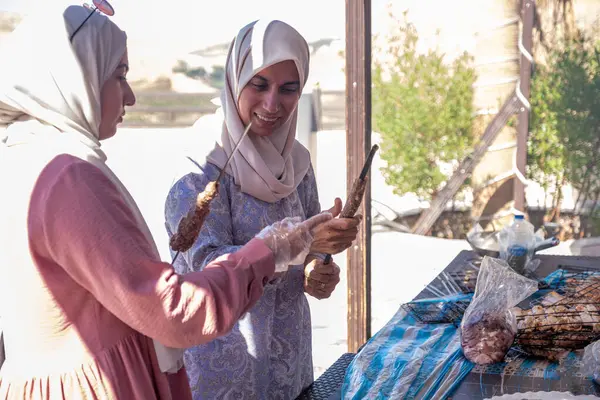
[98,124,118,141]
[250,118,278,137]
[251,129,274,137]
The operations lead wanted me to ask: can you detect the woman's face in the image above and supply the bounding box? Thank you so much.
[238,60,301,137]
[98,49,136,140]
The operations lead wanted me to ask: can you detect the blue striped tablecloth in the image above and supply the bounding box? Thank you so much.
[341,308,474,399]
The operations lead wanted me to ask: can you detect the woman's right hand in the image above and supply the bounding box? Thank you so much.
[255,212,333,272]
[309,198,361,255]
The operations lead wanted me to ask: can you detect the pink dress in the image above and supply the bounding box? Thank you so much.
[0,154,275,399]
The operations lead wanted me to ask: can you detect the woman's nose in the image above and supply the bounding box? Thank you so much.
[262,90,279,113]
[124,83,136,107]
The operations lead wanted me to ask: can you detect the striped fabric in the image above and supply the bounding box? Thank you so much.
[341,309,474,399]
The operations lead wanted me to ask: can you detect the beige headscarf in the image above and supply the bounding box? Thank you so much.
[0,5,183,374]
[206,19,312,203]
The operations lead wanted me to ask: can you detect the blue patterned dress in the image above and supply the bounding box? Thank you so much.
[164,159,321,399]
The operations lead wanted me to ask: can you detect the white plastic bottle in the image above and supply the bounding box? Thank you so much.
[507,215,535,273]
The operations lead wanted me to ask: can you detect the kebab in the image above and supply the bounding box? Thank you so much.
[170,122,252,263]
[323,144,379,265]
[513,277,600,360]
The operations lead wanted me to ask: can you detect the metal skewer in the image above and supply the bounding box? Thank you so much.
[171,122,253,265]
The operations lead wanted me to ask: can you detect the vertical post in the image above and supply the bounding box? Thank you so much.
[345,0,372,353]
[514,0,535,212]
[311,86,323,132]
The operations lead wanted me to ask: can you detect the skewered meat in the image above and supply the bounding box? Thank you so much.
[340,178,367,218]
[170,122,253,257]
[515,286,600,360]
[170,181,218,253]
[323,144,378,264]
[525,347,571,361]
[517,303,600,333]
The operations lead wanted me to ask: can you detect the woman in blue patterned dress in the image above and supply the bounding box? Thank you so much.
[164,19,361,399]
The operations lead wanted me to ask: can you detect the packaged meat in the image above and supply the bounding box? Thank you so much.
[461,310,516,364]
[460,257,538,365]
[582,340,600,385]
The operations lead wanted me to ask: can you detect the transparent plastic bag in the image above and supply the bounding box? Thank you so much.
[460,257,538,364]
[581,340,600,385]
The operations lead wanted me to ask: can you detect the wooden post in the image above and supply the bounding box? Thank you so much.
[345,0,372,353]
[514,0,535,212]
[311,86,323,132]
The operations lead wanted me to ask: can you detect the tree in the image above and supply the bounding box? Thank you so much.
[172,60,207,80]
[208,66,225,89]
[172,61,225,89]
[528,35,600,221]
[372,11,477,201]
[532,0,582,67]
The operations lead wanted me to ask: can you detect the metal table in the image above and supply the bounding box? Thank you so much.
[296,353,356,400]
[439,251,600,399]
[297,250,600,399]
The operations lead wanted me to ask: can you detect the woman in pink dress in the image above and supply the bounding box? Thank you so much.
[0,5,331,400]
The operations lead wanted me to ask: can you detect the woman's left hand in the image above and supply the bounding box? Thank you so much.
[304,257,340,300]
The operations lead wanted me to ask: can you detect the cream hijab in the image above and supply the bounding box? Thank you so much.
[206,19,312,203]
[0,6,183,374]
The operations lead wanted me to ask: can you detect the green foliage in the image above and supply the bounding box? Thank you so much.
[528,36,600,207]
[208,66,225,89]
[172,60,207,80]
[172,61,224,89]
[593,209,600,233]
[372,12,477,200]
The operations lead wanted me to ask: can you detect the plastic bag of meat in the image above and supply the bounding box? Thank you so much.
[581,340,600,385]
[460,257,538,364]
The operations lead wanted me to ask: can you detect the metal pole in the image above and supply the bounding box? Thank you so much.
[345,0,372,353]
[514,0,535,211]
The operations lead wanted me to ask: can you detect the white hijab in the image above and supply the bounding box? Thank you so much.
[0,5,183,374]
[206,19,312,203]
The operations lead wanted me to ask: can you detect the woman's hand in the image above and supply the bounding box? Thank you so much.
[304,256,341,300]
[310,198,361,255]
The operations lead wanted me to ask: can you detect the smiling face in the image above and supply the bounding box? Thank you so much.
[237,60,301,137]
[98,49,136,140]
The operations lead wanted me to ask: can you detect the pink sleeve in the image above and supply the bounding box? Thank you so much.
[30,155,275,349]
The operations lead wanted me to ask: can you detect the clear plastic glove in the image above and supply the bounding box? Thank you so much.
[255,212,333,272]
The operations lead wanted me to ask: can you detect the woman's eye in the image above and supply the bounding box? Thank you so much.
[118,75,128,82]
[281,86,299,94]
[251,83,268,91]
